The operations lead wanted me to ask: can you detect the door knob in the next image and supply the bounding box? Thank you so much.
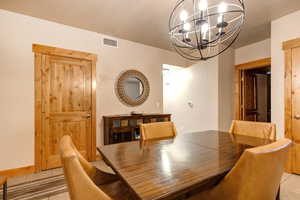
[84,114,91,118]
[295,114,300,119]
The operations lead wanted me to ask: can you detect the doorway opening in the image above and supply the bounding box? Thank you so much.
[234,58,271,122]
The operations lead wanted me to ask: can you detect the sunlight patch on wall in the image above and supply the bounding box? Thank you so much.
[163,64,192,101]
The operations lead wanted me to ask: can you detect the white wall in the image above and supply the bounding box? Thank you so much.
[0,9,188,170]
[219,48,235,131]
[163,48,235,133]
[235,39,271,65]
[163,58,219,133]
[271,10,300,139]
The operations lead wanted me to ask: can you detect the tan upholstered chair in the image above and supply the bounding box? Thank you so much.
[229,120,276,140]
[140,122,177,141]
[188,138,292,200]
[60,135,131,200]
[0,176,7,200]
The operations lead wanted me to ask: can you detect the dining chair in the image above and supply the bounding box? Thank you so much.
[229,120,276,140]
[188,138,292,200]
[0,176,7,200]
[140,121,177,141]
[60,135,132,200]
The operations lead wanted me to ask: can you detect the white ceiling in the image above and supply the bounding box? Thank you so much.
[1,0,300,50]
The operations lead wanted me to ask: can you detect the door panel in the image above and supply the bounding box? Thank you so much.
[292,47,300,141]
[291,47,300,173]
[42,55,92,170]
[242,70,258,121]
[291,143,300,174]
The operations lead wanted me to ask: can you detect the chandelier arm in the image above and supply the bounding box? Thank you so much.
[169,10,244,34]
[206,19,243,47]
[170,35,198,49]
[218,21,243,44]
[176,2,245,23]
[171,13,243,41]
[173,45,203,60]
[168,0,185,31]
[174,44,202,60]
[203,29,241,60]
[192,0,204,59]
[239,0,245,9]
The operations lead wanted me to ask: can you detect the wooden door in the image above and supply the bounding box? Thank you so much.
[283,38,300,174]
[241,70,258,121]
[290,47,300,174]
[33,44,97,171]
[234,58,271,120]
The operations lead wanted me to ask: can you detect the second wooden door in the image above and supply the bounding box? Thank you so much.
[242,70,258,121]
[289,46,300,174]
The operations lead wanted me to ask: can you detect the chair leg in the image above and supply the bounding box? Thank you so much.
[276,186,280,200]
[3,181,7,200]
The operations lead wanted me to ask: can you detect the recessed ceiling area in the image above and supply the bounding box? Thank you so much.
[1,0,300,50]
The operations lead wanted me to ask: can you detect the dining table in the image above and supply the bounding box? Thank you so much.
[97,130,274,200]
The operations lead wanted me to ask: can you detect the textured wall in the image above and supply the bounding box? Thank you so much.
[0,9,187,170]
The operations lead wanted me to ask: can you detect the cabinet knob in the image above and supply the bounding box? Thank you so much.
[295,114,300,119]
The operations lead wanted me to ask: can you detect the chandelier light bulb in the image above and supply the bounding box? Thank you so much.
[199,0,208,11]
[180,10,188,21]
[201,23,209,34]
[218,15,223,23]
[218,2,227,13]
[183,23,191,31]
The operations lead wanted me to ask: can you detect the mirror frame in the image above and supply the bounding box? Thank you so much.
[115,70,150,106]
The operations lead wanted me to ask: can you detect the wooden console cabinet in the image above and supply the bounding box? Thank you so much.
[103,114,171,145]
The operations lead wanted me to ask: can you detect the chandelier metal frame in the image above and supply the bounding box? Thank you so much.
[169,0,245,60]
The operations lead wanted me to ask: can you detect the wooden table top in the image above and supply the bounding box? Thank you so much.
[98,130,273,200]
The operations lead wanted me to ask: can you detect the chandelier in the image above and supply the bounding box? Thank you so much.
[169,0,245,60]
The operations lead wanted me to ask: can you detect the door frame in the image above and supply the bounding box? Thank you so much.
[234,58,271,120]
[32,44,98,172]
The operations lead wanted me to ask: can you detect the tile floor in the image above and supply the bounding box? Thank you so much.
[281,173,300,200]
[7,169,300,200]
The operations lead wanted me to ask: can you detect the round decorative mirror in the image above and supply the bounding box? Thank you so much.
[116,70,150,106]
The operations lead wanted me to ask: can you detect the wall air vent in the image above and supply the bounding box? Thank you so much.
[103,37,118,48]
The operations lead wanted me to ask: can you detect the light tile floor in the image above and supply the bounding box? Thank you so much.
[281,173,300,200]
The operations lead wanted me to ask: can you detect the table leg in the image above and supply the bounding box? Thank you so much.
[3,181,7,200]
[276,186,280,200]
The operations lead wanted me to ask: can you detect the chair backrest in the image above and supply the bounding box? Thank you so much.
[140,122,177,141]
[60,135,112,200]
[210,138,291,200]
[0,176,7,185]
[229,120,276,140]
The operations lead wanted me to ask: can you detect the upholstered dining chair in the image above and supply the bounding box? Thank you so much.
[140,121,177,141]
[188,138,292,200]
[0,176,7,200]
[229,120,276,140]
[60,135,132,200]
